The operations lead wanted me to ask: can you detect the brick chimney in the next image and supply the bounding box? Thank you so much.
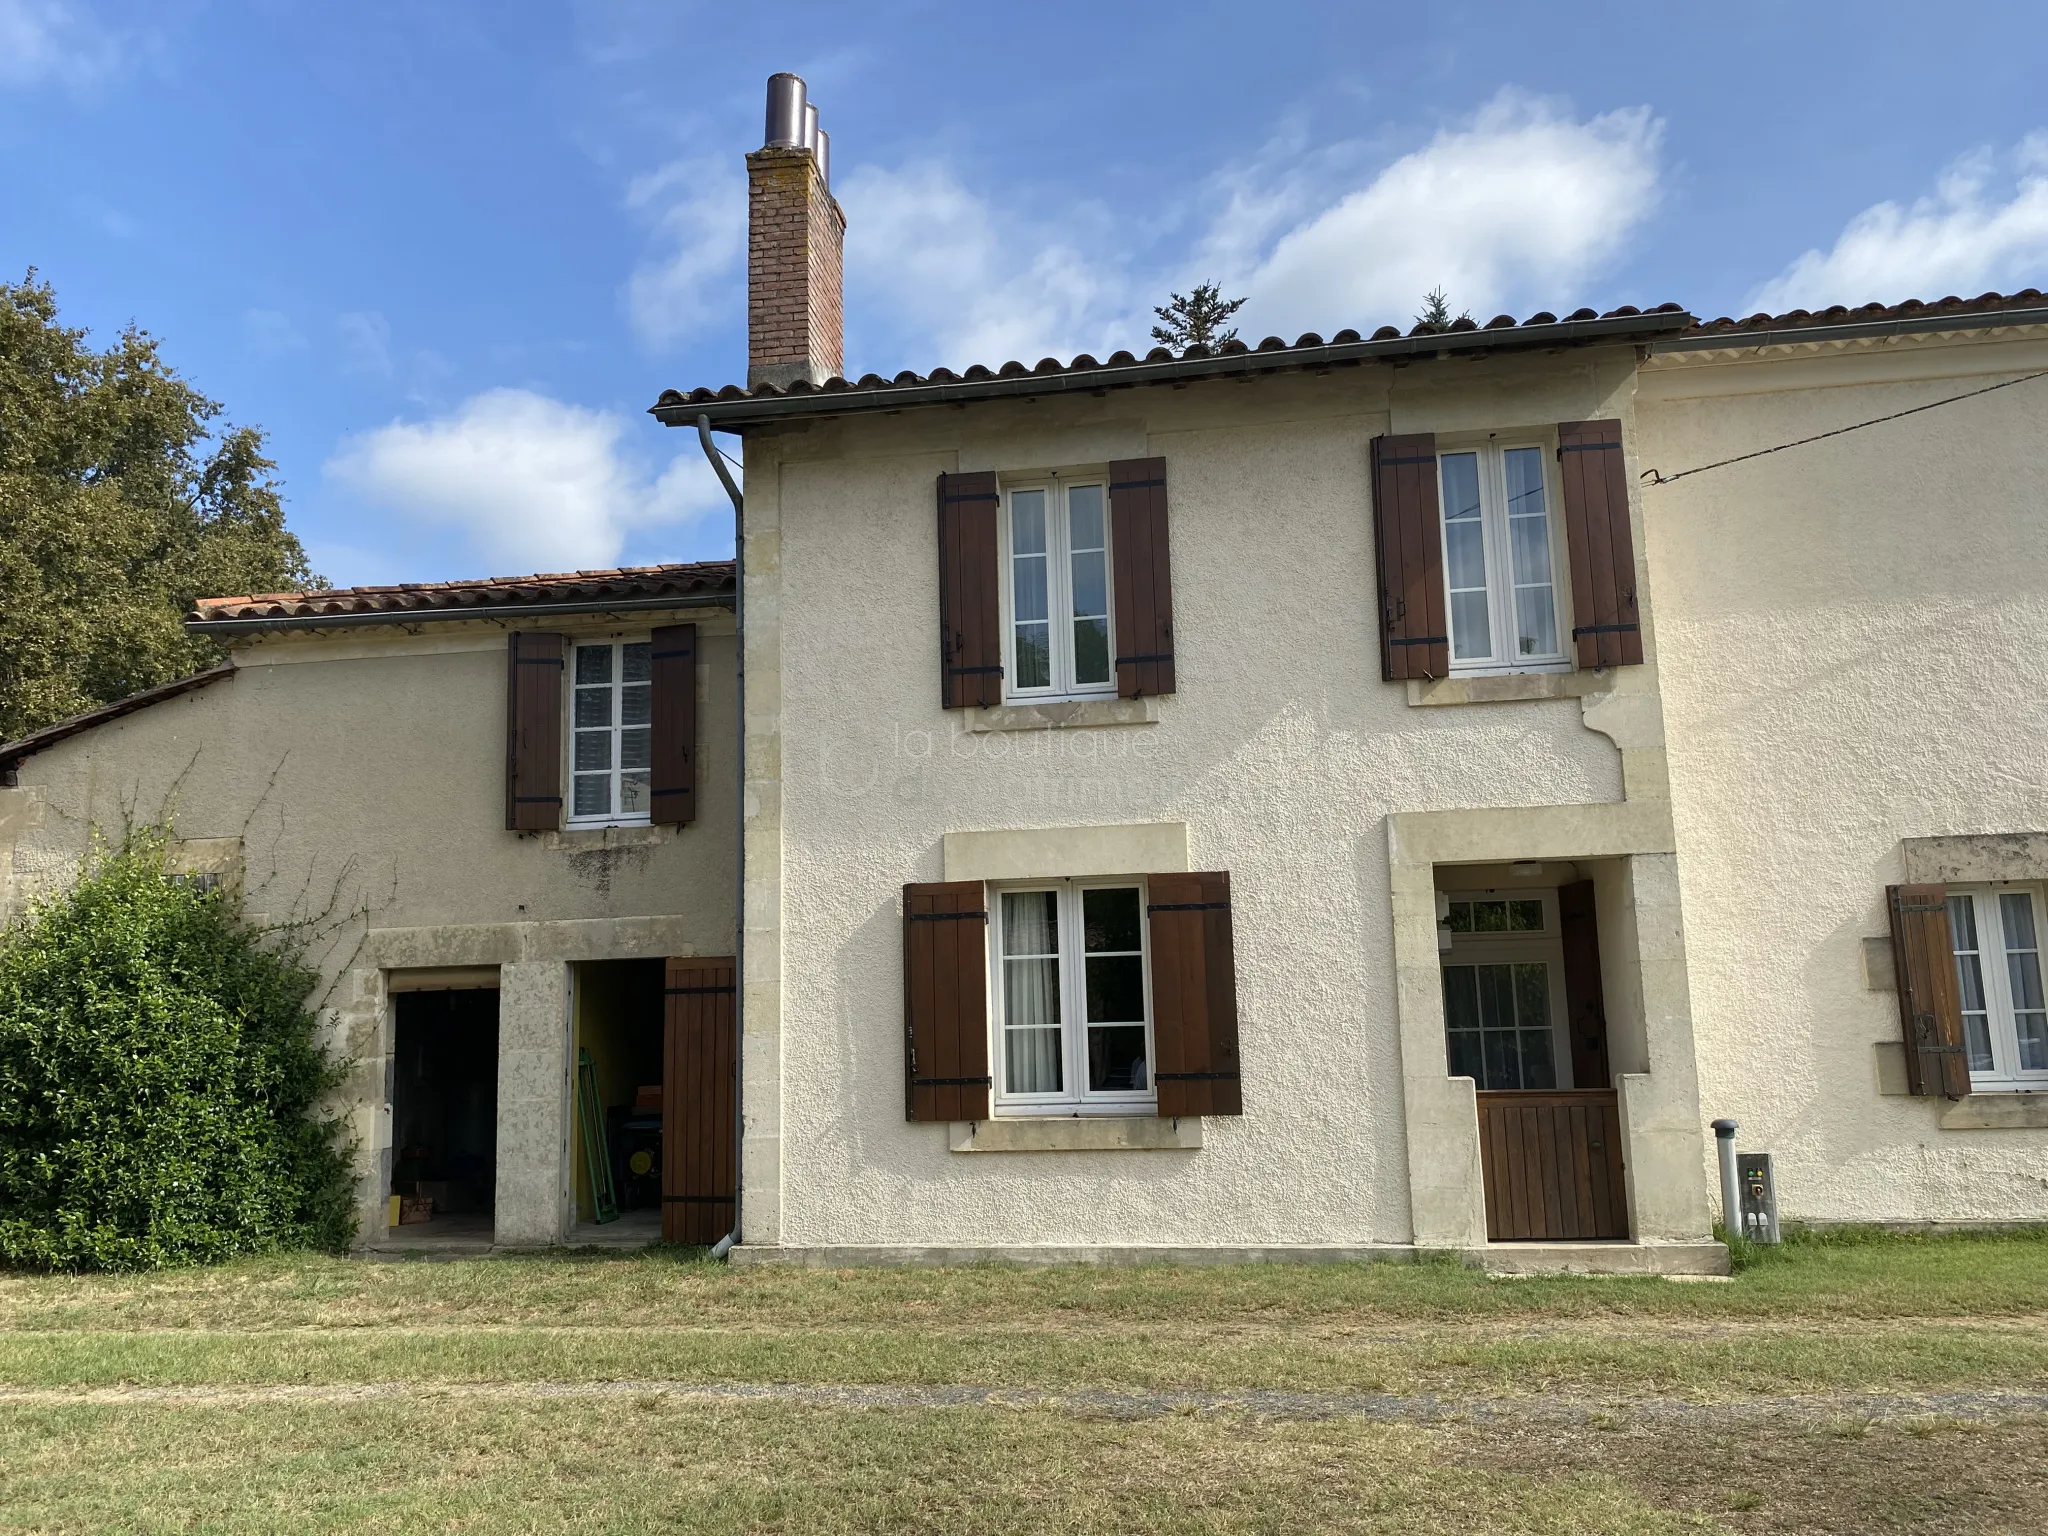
[747,74,845,391]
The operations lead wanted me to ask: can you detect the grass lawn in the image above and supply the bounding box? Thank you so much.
[2,1229,2044,1532]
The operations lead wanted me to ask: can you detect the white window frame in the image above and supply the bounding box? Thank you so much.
[564,635,654,829]
[1946,883,2048,1091]
[1435,437,1572,675]
[988,877,1156,1116]
[1438,887,1574,1090]
[998,474,1117,703]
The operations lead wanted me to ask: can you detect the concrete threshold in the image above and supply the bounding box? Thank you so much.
[730,1240,1730,1275]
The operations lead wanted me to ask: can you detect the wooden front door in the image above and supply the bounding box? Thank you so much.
[1477,1089,1629,1240]
[662,956,736,1245]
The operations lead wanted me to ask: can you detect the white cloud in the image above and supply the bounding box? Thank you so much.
[1748,137,2048,314]
[830,90,1660,375]
[0,1,119,88]
[623,158,746,348]
[325,388,731,573]
[1226,92,1663,339]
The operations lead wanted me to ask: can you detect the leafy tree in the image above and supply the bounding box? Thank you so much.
[0,829,355,1271]
[0,272,321,741]
[1415,287,1472,332]
[1151,281,1248,351]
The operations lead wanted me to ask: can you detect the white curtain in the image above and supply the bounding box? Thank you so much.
[1003,892,1062,1093]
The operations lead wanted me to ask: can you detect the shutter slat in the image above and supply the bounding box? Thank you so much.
[505,632,566,831]
[1556,419,1645,668]
[937,472,1003,708]
[902,882,991,1121]
[663,955,737,1245]
[649,622,698,827]
[1887,883,1970,1097]
[1370,434,1448,680]
[1109,456,1176,697]
[1146,871,1243,1117]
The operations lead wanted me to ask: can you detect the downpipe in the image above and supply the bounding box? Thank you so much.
[700,414,745,1262]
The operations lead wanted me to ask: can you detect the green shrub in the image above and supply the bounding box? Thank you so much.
[0,830,354,1270]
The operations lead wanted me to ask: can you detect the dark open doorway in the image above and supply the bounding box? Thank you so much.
[574,960,666,1235]
[390,988,499,1236]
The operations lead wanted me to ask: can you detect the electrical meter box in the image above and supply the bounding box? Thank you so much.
[1737,1151,1780,1243]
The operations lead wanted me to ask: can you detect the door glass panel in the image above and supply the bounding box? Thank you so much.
[1439,452,1490,661]
[1950,894,1996,1073]
[1443,959,1555,1089]
[1001,890,1062,1093]
[2000,892,2048,1071]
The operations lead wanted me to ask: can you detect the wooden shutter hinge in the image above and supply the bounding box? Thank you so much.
[665,984,737,996]
[1148,901,1231,913]
[1156,1070,1239,1082]
[1571,622,1640,637]
[912,1075,994,1087]
[1109,476,1166,491]
[907,909,989,922]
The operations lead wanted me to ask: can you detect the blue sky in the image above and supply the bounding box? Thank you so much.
[5,1,2044,590]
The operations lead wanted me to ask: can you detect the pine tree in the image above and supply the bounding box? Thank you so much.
[1151,282,1249,351]
[1415,287,1472,332]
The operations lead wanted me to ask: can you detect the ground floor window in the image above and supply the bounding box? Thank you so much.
[992,879,1154,1114]
[1947,884,2048,1090]
[1440,890,1571,1091]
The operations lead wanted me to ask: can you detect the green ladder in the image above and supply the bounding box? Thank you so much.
[576,1048,619,1224]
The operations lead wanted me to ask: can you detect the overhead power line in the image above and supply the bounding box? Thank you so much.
[1640,369,2048,487]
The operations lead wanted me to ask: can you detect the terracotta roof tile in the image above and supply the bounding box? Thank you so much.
[191,560,735,625]
[1680,289,2047,338]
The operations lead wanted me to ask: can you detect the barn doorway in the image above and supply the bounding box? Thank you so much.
[572,960,666,1244]
[388,987,499,1244]
[1438,870,1630,1241]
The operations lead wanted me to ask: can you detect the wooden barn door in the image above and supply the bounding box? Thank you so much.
[662,956,736,1245]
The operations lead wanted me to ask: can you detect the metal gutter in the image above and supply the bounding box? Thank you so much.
[184,590,736,637]
[1652,306,2048,355]
[655,311,1697,430]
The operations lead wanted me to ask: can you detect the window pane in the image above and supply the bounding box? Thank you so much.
[1011,490,1047,555]
[621,683,651,727]
[1514,584,1557,658]
[1446,1030,1483,1079]
[1083,888,1141,952]
[574,731,610,771]
[573,774,609,817]
[1003,890,1059,955]
[1503,450,1548,554]
[1509,899,1543,931]
[1013,551,1049,624]
[1088,1024,1148,1092]
[1950,895,1995,1074]
[575,645,612,685]
[1519,1025,1556,1089]
[1472,900,1509,933]
[1450,589,1491,662]
[1513,962,1551,1031]
[1443,966,1479,1031]
[622,642,652,683]
[574,688,611,728]
[1445,516,1488,590]
[1478,963,1515,1028]
[1440,453,1482,525]
[620,726,650,770]
[2001,893,2046,1069]
[1014,622,1051,689]
[619,771,650,815]
[1007,1027,1063,1094]
[1483,1028,1519,1091]
[1446,902,1473,934]
[1085,955,1144,1024]
[1073,614,1110,685]
[1071,548,1108,621]
[1067,484,1104,551]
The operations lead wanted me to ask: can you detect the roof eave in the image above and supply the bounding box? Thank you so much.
[185,589,737,637]
[655,311,1698,430]
[1655,305,2048,355]
[0,664,237,776]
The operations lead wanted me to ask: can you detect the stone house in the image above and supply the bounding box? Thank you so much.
[4,73,2046,1266]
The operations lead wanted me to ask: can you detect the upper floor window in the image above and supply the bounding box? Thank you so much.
[568,639,652,825]
[1438,443,1567,671]
[1947,884,2048,1089]
[1002,479,1114,701]
[992,880,1153,1114]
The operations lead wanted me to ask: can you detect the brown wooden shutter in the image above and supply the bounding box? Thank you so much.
[1147,871,1243,1116]
[648,622,697,828]
[903,881,991,1120]
[1558,879,1613,1090]
[1370,434,1448,680]
[1108,455,1176,697]
[936,471,1003,708]
[504,631,565,831]
[1887,883,1970,1097]
[1556,419,1645,668]
[663,955,736,1244]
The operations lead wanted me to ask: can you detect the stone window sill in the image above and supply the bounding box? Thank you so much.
[1941,1093,2048,1130]
[1406,670,1608,707]
[948,1116,1202,1152]
[963,697,1161,733]
[539,824,667,850]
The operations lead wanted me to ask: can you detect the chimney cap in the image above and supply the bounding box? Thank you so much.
[764,73,807,149]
